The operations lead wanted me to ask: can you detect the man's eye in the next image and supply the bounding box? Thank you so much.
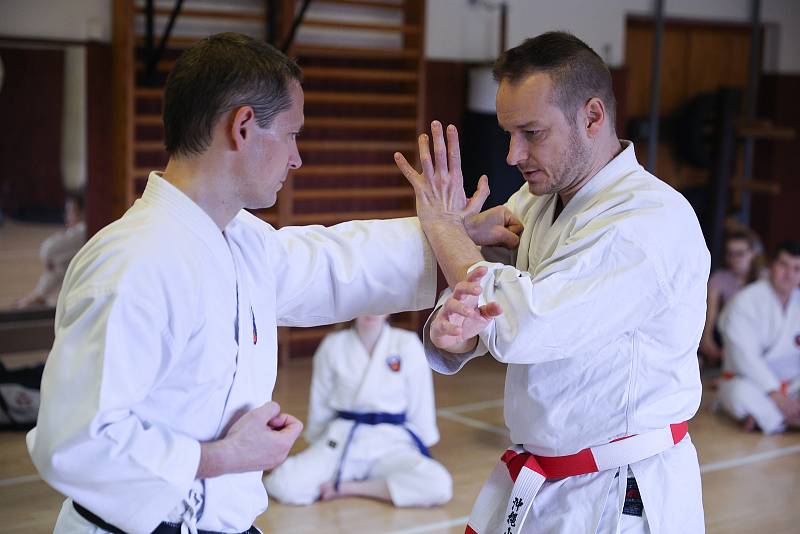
[525,130,540,137]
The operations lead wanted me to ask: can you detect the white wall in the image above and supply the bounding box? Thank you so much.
[0,0,110,41]
[426,0,800,74]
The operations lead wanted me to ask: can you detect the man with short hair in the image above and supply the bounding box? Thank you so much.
[395,32,709,533]
[717,241,800,434]
[28,33,517,534]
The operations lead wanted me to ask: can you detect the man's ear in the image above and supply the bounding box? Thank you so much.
[583,97,606,139]
[230,106,256,151]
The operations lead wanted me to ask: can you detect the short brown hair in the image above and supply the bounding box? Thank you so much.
[493,31,616,129]
[163,32,302,157]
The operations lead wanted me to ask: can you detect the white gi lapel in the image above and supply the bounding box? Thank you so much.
[352,324,390,407]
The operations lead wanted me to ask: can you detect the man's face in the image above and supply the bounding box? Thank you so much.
[496,73,592,197]
[239,80,304,209]
[769,251,800,296]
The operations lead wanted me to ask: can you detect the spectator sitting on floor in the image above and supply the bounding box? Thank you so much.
[16,192,86,309]
[716,240,800,433]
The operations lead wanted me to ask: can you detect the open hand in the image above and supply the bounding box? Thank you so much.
[394,121,490,225]
[431,267,502,353]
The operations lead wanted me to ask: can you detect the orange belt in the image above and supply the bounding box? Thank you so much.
[721,371,789,396]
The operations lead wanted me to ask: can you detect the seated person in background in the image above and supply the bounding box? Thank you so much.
[16,192,86,308]
[699,229,761,365]
[717,240,800,433]
[264,314,452,507]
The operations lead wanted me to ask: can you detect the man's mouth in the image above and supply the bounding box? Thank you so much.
[521,169,542,181]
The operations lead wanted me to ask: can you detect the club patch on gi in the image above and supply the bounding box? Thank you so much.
[386,355,401,372]
[622,476,644,517]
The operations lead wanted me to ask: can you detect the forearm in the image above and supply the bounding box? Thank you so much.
[421,217,483,288]
[197,440,234,479]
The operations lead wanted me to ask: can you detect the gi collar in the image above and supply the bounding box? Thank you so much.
[141,172,237,280]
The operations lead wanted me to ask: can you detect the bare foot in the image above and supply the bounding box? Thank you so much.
[742,415,757,432]
[319,481,342,502]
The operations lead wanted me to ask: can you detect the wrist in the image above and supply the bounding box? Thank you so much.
[198,438,236,479]
[420,213,465,230]
[448,336,479,354]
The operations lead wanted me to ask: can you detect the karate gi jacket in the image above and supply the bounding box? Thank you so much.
[305,325,440,455]
[719,279,800,393]
[426,142,710,534]
[28,173,436,533]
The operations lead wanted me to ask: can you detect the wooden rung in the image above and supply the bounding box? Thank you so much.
[293,187,413,200]
[293,45,418,60]
[304,91,416,105]
[290,209,415,225]
[288,326,336,342]
[132,167,160,179]
[136,35,199,48]
[135,87,164,98]
[135,6,263,22]
[298,140,415,151]
[736,121,796,140]
[301,19,420,34]
[135,140,165,151]
[135,114,162,126]
[293,164,399,176]
[253,211,279,225]
[731,180,781,194]
[304,117,417,129]
[312,0,404,10]
[137,59,176,72]
[302,67,417,82]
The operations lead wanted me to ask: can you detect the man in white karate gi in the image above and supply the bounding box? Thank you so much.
[717,241,800,434]
[27,33,518,534]
[395,32,710,534]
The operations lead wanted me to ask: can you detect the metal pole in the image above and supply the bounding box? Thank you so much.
[498,2,507,55]
[739,0,761,225]
[646,0,665,173]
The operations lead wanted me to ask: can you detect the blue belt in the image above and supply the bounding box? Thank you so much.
[333,410,431,490]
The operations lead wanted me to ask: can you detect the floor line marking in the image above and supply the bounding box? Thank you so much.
[0,474,40,487]
[438,398,504,415]
[386,515,470,534]
[436,410,508,436]
[699,443,800,473]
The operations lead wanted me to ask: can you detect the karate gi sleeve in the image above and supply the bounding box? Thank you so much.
[304,336,338,443]
[402,332,440,447]
[719,298,782,393]
[460,229,669,364]
[27,286,201,533]
[272,217,437,327]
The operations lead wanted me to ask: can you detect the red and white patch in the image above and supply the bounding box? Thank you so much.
[386,355,401,372]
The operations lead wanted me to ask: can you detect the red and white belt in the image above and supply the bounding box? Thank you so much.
[465,422,689,534]
[721,371,791,396]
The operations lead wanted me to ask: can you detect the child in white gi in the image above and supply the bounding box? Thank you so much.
[264,315,452,507]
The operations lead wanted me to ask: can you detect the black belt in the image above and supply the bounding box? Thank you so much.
[73,502,260,534]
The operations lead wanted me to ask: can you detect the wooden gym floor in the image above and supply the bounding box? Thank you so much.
[1,221,799,533]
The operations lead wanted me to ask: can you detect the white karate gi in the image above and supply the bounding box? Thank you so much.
[27,173,436,534]
[264,325,452,507]
[717,279,800,434]
[426,142,709,534]
[32,220,87,305]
